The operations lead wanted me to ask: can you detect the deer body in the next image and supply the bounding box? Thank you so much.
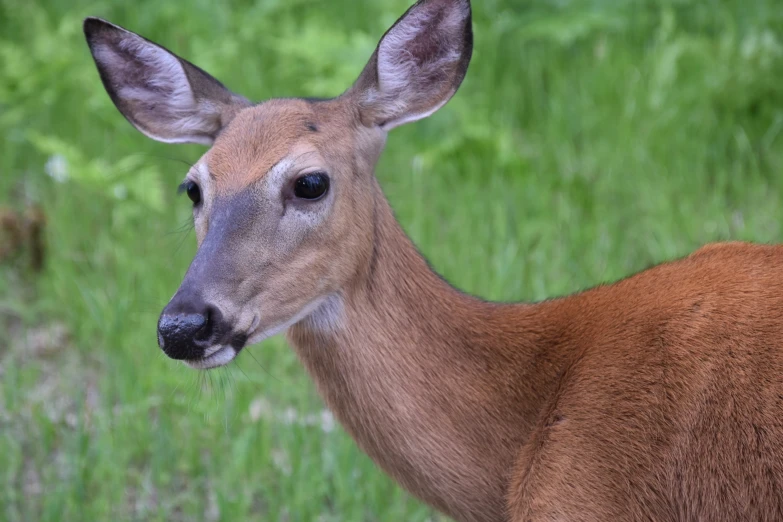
[84,1,783,520]
[291,189,783,522]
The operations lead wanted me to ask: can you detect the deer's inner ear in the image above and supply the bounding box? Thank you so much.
[83,17,250,145]
[350,0,472,130]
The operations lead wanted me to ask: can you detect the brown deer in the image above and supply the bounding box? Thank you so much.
[83,1,783,520]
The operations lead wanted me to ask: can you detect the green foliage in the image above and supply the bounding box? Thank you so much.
[1,0,782,520]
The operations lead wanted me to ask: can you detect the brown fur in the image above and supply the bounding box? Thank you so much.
[207,99,369,192]
[289,190,783,521]
[84,2,783,521]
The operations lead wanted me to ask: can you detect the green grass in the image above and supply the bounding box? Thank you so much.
[1,0,782,520]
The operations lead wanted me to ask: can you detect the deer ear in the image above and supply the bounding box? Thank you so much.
[350,0,472,131]
[83,17,250,145]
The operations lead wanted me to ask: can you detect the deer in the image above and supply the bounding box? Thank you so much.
[83,0,783,520]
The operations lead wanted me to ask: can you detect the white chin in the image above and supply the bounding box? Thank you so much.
[183,345,238,370]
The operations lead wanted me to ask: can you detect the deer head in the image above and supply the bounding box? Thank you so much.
[84,0,472,369]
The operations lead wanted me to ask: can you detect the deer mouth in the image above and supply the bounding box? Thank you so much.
[182,328,250,370]
[183,345,238,370]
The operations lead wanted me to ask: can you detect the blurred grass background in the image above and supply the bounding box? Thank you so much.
[1,0,782,520]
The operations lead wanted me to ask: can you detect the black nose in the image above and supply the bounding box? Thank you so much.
[157,300,223,360]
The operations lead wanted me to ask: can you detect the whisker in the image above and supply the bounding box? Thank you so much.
[233,357,253,383]
[144,154,199,172]
[164,216,195,237]
[172,227,195,256]
[246,346,280,383]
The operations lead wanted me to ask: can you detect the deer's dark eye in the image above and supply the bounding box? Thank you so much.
[179,180,202,206]
[294,172,330,200]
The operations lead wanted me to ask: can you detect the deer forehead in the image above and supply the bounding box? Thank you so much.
[204,98,351,193]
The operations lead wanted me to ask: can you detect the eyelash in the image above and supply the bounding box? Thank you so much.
[178,180,202,206]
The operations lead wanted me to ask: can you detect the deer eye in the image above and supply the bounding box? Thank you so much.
[294,172,330,200]
[179,180,202,206]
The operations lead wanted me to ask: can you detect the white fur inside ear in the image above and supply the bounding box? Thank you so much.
[371,0,469,129]
[122,39,194,109]
[378,89,454,131]
[91,30,218,145]
[377,5,465,92]
[94,36,194,110]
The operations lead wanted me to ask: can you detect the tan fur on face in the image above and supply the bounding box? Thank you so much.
[182,95,380,355]
[207,99,318,192]
[204,97,379,196]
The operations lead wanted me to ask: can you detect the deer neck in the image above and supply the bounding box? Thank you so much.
[287,179,571,522]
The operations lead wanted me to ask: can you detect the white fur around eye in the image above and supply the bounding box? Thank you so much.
[266,157,297,188]
[190,161,213,242]
[265,155,333,230]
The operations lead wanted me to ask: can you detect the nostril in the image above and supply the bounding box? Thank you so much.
[157,312,210,360]
[157,299,227,360]
[194,305,223,342]
[194,307,212,342]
